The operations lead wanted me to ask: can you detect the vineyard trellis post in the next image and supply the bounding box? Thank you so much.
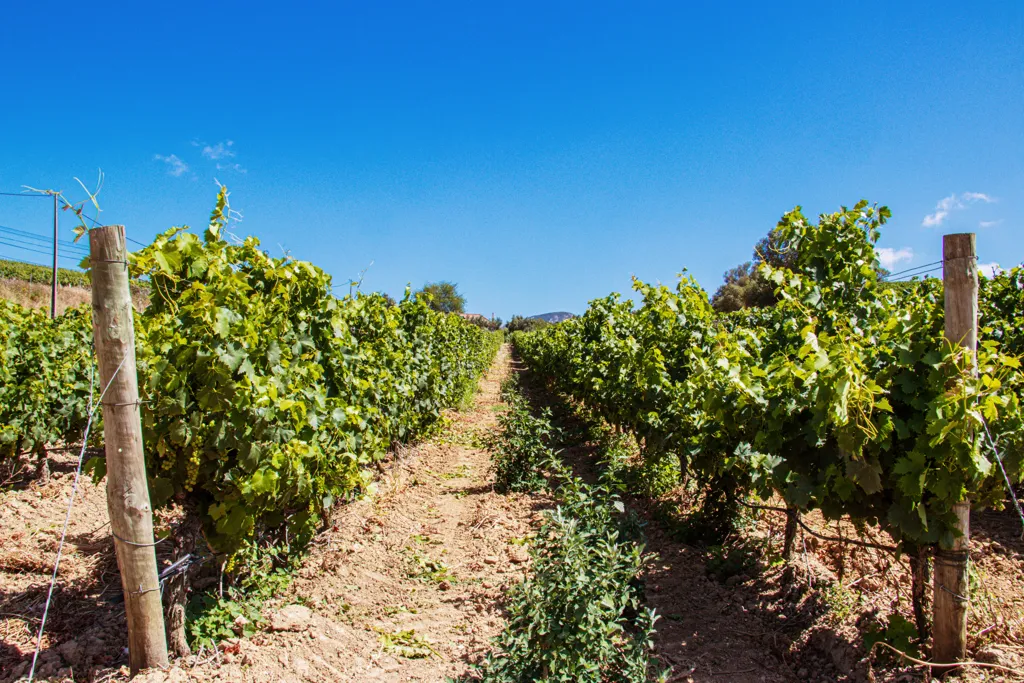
[89,224,169,673]
[932,232,977,664]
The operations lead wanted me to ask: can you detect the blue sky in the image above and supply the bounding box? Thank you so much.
[1,1,1021,318]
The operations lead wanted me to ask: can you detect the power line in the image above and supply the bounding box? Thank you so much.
[76,212,148,248]
[0,225,90,255]
[0,191,50,198]
[0,235,87,259]
[0,240,83,263]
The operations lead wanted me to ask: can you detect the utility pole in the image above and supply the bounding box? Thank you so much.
[50,192,58,318]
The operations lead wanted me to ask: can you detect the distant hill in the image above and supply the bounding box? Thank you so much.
[530,311,575,323]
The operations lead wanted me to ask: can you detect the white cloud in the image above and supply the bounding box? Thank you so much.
[154,154,188,177]
[922,192,995,227]
[202,140,235,161]
[979,219,1003,228]
[216,162,247,174]
[979,262,1002,278]
[877,247,914,270]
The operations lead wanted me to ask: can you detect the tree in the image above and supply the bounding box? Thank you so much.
[711,225,796,312]
[416,281,466,314]
[506,315,549,333]
[466,315,502,331]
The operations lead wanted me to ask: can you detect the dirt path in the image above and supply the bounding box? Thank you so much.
[149,343,542,683]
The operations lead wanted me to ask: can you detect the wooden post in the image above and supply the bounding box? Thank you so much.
[89,225,169,673]
[932,232,977,664]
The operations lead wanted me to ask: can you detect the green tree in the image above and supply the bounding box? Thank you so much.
[506,315,549,333]
[711,224,798,312]
[416,281,466,314]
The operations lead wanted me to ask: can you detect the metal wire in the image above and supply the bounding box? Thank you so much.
[980,417,1024,539]
[27,356,119,682]
[882,260,945,281]
[0,240,83,262]
[0,225,90,254]
[0,191,50,198]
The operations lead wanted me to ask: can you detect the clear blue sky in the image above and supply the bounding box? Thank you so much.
[1,2,1021,318]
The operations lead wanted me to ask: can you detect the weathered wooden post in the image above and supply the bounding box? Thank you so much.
[932,232,977,664]
[89,225,169,674]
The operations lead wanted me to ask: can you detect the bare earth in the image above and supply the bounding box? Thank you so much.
[2,345,1023,682]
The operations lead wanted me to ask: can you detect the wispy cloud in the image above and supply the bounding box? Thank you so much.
[922,192,994,227]
[978,262,1002,278]
[979,219,1003,228]
[202,140,235,161]
[216,162,247,174]
[877,247,914,270]
[154,153,189,177]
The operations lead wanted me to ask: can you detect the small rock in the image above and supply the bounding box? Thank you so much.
[127,669,165,683]
[270,604,313,632]
[166,667,189,683]
[976,645,1014,666]
[232,615,250,634]
[292,656,312,678]
[507,549,529,564]
[483,556,499,565]
[57,639,83,666]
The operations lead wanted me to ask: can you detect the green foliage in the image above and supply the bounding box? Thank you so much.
[378,628,438,659]
[710,223,797,312]
[705,540,758,582]
[0,300,95,462]
[0,258,91,287]
[187,543,295,648]
[416,280,466,314]
[473,379,665,683]
[490,379,554,493]
[505,314,550,333]
[130,188,502,553]
[513,200,1024,552]
[864,613,919,660]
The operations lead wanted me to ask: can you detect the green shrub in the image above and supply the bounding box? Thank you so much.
[131,190,502,553]
[0,300,95,462]
[476,376,665,683]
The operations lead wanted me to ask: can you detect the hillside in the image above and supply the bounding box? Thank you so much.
[530,311,574,323]
[0,258,148,312]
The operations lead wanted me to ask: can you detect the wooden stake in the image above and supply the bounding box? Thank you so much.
[932,232,977,664]
[89,225,169,673]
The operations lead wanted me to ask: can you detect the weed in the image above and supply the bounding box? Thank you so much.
[864,613,918,660]
[186,552,294,648]
[705,541,758,582]
[473,376,666,682]
[821,583,856,624]
[406,548,454,583]
[377,628,438,659]
[490,391,553,493]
